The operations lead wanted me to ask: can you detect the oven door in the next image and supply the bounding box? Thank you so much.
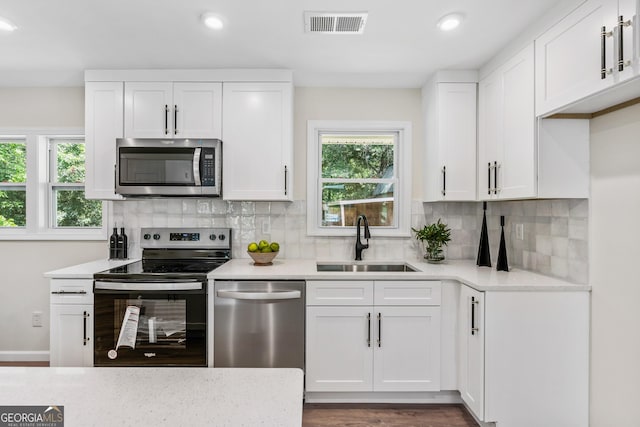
[93,280,207,367]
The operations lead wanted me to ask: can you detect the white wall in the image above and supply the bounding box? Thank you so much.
[589,103,640,426]
[293,87,424,200]
[0,87,106,354]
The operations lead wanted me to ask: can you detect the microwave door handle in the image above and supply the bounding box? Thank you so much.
[193,148,202,186]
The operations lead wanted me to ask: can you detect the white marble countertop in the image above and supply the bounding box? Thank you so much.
[44,259,139,279]
[210,258,590,292]
[43,257,590,292]
[0,367,303,427]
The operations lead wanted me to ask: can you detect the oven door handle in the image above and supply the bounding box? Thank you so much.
[94,281,202,291]
[216,290,301,300]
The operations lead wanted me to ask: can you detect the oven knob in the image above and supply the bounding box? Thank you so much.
[209,234,217,241]
[218,234,226,241]
[143,234,151,240]
[153,234,161,240]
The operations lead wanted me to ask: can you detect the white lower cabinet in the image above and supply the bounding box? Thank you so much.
[456,283,590,427]
[305,280,441,393]
[457,284,485,419]
[49,279,94,367]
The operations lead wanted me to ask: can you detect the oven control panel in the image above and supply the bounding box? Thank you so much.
[170,232,200,241]
[140,227,231,249]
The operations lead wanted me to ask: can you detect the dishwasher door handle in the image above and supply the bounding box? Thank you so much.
[216,290,301,300]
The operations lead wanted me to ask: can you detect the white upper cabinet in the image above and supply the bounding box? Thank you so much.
[423,74,477,202]
[85,81,124,200]
[535,0,639,116]
[124,82,222,139]
[222,82,293,201]
[479,44,536,200]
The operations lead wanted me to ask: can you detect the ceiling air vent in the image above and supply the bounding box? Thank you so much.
[304,12,368,34]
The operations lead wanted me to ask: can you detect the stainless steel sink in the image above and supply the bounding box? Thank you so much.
[316,262,419,272]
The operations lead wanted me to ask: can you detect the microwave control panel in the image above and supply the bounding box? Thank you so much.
[201,148,216,186]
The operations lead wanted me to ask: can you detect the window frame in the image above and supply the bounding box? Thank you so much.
[306,120,412,237]
[0,128,107,240]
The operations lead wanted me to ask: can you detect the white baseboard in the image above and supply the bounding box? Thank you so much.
[304,390,462,404]
[0,351,49,362]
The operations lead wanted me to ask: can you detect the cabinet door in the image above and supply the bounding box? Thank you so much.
[222,82,293,201]
[458,285,485,420]
[173,82,222,139]
[535,0,617,116]
[438,83,477,201]
[124,82,173,137]
[50,305,93,367]
[499,44,536,199]
[478,70,502,201]
[84,81,123,200]
[306,306,373,392]
[373,306,441,392]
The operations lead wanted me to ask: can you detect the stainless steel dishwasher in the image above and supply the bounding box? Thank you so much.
[213,280,305,369]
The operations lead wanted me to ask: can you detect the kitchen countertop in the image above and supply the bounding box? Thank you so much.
[44,258,139,279]
[210,258,591,292]
[43,257,590,292]
[0,367,303,427]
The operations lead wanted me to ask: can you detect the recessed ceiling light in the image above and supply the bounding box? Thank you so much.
[437,13,463,31]
[201,13,224,30]
[0,16,17,32]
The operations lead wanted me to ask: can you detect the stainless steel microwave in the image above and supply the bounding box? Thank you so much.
[115,138,221,197]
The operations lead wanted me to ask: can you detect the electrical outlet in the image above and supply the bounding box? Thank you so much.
[32,311,43,327]
[262,218,271,235]
[515,223,524,240]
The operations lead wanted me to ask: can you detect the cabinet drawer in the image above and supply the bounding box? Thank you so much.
[50,279,93,304]
[374,281,441,306]
[306,281,374,306]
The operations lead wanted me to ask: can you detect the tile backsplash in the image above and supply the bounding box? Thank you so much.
[424,199,589,284]
[110,198,588,284]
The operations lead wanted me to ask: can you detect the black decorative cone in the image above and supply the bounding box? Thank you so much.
[497,215,509,271]
[477,202,491,267]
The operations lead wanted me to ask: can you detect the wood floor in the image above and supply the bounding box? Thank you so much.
[303,404,479,427]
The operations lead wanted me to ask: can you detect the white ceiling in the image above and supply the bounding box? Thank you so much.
[0,0,563,87]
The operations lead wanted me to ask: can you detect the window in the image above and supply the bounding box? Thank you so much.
[307,121,412,237]
[0,129,106,240]
[49,138,102,228]
[0,137,27,227]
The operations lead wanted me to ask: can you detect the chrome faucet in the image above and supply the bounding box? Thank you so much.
[355,214,371,261]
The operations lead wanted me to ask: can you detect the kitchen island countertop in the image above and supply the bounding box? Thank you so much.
[0,367,303,427]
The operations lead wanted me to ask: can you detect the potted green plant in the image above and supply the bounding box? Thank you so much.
[412,219,452,263]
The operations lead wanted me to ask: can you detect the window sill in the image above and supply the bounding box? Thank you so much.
[0,230,107,241]
[307,227,411,238]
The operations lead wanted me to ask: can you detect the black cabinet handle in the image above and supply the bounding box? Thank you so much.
[493,161,498,195]
[284,165,288,196]
[487,162,491,195]
[618,16,632,72]
[441,166,446,196]
[164,104,169,135]
[83,311,89,346]
[377,312,382,347]
[367,312,371,347]
[601,26,614,79]
[619,17,624,72]
[174,105,178,135]
[471,297,479,336]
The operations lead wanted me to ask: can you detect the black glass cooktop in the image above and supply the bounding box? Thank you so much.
[94,259,226,281]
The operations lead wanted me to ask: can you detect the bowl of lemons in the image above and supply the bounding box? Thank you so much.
[247,240,280,266]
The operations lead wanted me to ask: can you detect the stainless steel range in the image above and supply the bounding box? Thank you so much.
[93,227,231,367]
